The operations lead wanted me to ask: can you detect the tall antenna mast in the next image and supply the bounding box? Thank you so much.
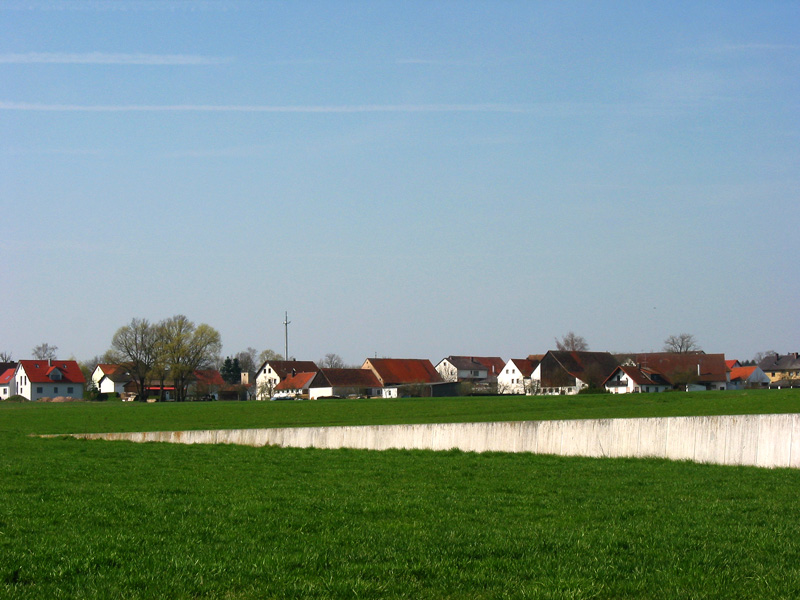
[283,311,291,360]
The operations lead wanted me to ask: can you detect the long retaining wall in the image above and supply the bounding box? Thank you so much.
[61,413,800,469]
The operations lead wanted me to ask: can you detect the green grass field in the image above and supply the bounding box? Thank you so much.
[2,390,800,598]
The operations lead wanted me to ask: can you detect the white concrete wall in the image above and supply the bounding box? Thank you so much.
[62,413,800,469]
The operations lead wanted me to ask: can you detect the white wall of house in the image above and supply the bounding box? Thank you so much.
[0,381,13,399]
[256,365,281,399]
[435,360,458,383]
[15,370,83,401]
[497,360,529,395]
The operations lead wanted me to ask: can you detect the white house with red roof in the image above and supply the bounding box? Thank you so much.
[15,359,85,401]
[497,358,541,395]
[1,365,16,399]
[603,364,671,394]
[91,363,133,395]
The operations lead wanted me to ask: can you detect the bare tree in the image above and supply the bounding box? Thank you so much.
[258,348,284,365]
[319,353,345,369]
[0,351,12,362]
[555,332,589,352]
[111,318,159,401]
[32,343,58,360]
[236,347,259,376]
[753,350,779,365]
[663,333,701,353]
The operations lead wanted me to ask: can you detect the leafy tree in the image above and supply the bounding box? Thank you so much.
[157,315,221,402]
[663,333,701,353]
[111,318,158,402]
[555,332,589,352]
[32,343,58,360]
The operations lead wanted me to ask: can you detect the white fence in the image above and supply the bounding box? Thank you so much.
[63,413,800,469]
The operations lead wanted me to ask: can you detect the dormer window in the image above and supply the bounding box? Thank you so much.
[49,369,63,381]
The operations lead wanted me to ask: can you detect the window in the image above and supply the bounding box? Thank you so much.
[37,387,43,393]
[68,387,74,394]
[54,387,58,394]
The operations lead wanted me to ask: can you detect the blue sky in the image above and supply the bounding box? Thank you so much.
[2,0,798,365]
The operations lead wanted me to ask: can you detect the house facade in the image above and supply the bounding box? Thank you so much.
[434,356,505,393]
[255,360,319,400]
[727,365,771,390]
[361,358,447,397]
[603,364,671,394]
[14,359,85,401]
[1,366,16,399]
[533,351,619,395]
[634,352,728,391]
[91,363,132,395]
[758,353,800,387]
[497,358,540,395]
[308,368,382,400]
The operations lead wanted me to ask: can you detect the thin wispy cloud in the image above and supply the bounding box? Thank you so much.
[682,43,800,55]
[0,102,531,113]
[1,0,245,11]
[0,52,228,65]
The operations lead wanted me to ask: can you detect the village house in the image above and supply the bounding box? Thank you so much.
[361,358,450,398]
[273,371,317,399]
[532,351,619,395]
[634,352,729,391]
[434,356,505,393]
[603,364,671,394]
[91,363,132,395]
[14,359,85,401]
[497,357,541,395]
[308,368,383,400]
[727,365,771,390]
[758,353,800,388]
[255,360,319,400]
[0,364,16,400]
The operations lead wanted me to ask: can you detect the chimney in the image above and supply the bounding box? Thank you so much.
[49,358,52,367]
[292,368,296,377]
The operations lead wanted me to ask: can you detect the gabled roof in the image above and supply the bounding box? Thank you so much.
[729,366,758,382]
[507,358,540,378]
[97,363,133,383]
[0,368,15,385]
[313,368,382,389]
[259,360,319,379]
[758,353,800,372]
[634,352,728,383]
[17,360,86,384]
[539,351,619,387]
[362,358,442,386]
[276,371,317,391]
[605,364,670,387]
[725,360,740,369]
[440,356,506,375]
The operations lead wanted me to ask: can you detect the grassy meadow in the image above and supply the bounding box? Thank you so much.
[2,390,800,598]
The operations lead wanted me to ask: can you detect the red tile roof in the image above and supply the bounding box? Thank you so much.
[314,368,382,389]
[729,366,757,382]
[276,371,317,391]
[260,360,319,379]
[508,358,540,377]
[0,368,15,385]
[362,358,442,385]
[18,360,85,384]
[634,352,728,384]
